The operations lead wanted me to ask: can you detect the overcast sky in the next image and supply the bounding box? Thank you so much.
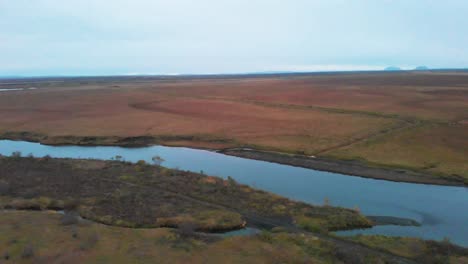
[1,0,468,76]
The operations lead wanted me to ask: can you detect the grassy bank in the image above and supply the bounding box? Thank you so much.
[325,123,468,184]
[0,156,371,232]
[345,235,468,264]
[2,126,467,186]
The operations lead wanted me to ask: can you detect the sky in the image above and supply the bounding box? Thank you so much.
[1,0,468,76]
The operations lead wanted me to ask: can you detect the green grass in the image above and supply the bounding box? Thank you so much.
[345,235,468,264]
[326,123,468,182]
[0,211,341,263]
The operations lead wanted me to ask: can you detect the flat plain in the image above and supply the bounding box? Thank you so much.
[1,71,468,263]
[0,71,467,182]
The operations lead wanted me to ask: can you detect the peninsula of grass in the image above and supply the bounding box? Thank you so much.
[0,156,371,233]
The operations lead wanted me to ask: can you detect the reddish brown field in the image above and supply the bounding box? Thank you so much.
[0,71,467,180]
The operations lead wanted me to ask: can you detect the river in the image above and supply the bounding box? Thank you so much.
[0,140,466,246]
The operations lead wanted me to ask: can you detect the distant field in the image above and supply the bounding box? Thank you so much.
[0,71,467,181]
[326,124,468,180]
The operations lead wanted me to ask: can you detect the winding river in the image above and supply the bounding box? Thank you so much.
[0,140,467,246]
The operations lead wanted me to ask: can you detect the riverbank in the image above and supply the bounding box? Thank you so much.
[0,156,372,233]
[220,148,467,186]
[1,131,465,186]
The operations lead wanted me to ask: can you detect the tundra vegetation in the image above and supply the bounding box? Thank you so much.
[0,156,371,232]
[0,72,467,184]
[1,210,466,263]
[1,156,466,263]
[1,72,467,262]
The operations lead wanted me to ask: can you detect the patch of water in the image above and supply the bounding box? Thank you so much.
[0,140,467,246]
[0,87,37,92]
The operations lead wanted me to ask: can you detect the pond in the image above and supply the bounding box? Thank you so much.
[0,87,37,92]
[0,140,467,246]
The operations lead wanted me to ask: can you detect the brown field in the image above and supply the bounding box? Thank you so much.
[0,71,467,181]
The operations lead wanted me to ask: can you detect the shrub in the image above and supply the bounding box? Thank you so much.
[9,199,38,210]
[119,174,136,182]
[36,196,53,209]
[21,189,39,199]
[258,230,273,242]
[227,176,237,186]
[193,210,244,230]
[295,216,328,234]
[271,227,289,233]
[64,199,80,211]
[21,244,34,259]
[178,222,197,238]
[152,155,165,166]
[71,226,79,239]
[11,151,22,158]
[0,180,10,195]
[80,232,100,251]
[61,212,79,225]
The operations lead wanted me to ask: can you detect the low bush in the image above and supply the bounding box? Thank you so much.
[60,212,79,225]
[0,180,10,195]
[295,216,328,234]
[80,232,100,251]
[21,244,34,259]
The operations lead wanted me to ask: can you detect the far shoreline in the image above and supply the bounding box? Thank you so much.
[0,132,466,187]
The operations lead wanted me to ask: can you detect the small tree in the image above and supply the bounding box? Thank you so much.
[152,155,165,166]
[353,206,360,213]
[227,176,237,187]
[11,151,22,158]
[114,155,123,161]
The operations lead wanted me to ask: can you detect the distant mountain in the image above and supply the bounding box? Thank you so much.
[384,66,402,71]
[414,66,429,70]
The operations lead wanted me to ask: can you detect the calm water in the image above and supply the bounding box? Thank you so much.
[0,87,36,92]
[0,140,467,246]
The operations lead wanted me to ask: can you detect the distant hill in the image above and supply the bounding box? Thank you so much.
[414,66,429,70]
[384,66,402,71]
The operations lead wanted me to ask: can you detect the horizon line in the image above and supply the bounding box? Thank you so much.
[1,67,468,79]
